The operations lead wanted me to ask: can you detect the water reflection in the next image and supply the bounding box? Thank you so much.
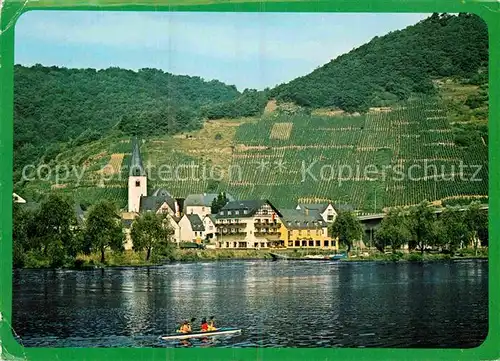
[13,260,488,348]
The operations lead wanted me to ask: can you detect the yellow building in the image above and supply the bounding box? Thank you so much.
[279,209,338,250]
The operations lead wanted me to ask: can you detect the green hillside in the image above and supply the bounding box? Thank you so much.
[269,13,488,113]
[14,13,489,212]
[13,65,247,178]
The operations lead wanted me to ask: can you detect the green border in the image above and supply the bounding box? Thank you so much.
[1,1,499,360]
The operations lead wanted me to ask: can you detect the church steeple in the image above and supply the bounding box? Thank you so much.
[128,137,147,212]
[130,136,146,176]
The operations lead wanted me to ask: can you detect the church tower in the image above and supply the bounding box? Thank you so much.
[128,137,147,212]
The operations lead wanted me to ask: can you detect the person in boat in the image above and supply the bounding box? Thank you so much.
[200,318,209,332]
[178,320,192,333]
[207,316,217,331]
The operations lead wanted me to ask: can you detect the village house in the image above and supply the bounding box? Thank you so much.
[215,200,282,249]
[178,214,205,243]
[203,214,217,241]
[295,202,338,223]
[183,193,235,218]
[279,209,337,250]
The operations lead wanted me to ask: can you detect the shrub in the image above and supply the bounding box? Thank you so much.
[407,253,424,262]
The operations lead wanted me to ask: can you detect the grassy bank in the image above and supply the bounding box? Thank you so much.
[18,247,488,269]
[342,247,488,262]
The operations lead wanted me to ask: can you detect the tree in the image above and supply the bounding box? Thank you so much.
[12,202,32,268]
[84,201,125,263]
[131,212,174,261]
[330,211,363,253]
[464,202,488,255]
[436,206,468,253]
[211,192,229,214]
[407,201,438,254]
[374,207,411,252]
[31,193,78,266]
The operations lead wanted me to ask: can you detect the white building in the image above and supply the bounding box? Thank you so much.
[296,202,338,223]
[128,137,147,213]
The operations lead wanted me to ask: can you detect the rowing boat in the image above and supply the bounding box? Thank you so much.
[160,327,241,340]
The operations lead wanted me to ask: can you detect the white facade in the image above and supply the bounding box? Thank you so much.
[203,216,217,238]
[321,204,338,223]
[216,203,281,249]
[166,214,181,244]
[185,205,211,218]
[128,175,147,212]
[178,215,204,242]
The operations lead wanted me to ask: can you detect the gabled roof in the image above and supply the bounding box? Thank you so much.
[152,188,172,198]
[204,214,217,224]
[280,209,327,230]
[130,137,146,176]
[216,200,282,219]
[184,193,235,208]
[296,203,332,214]
[139,195,176,214]
[186,214,205,231]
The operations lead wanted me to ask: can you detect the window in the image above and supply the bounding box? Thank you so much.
[235,210,239,215]
[225,242,229,248]
[308,240,314,247]
[288,241,293,247]
[316,240,321,247]
[324,240,329,247]
[327,215,334,221]
[228,211,232,215]
[135,180,140,187]
[295,241,300,247]
[209,226,213,230]
[262,210,268,215]
[243,209,248,214]
[332,240,337,247]
[302,240,307,247]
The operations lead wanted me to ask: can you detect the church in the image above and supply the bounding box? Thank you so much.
[123,137,224,248]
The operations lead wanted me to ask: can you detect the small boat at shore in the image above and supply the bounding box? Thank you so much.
[160,327,241,340]
[269,253,347,261]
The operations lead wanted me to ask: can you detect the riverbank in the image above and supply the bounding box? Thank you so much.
[17,247,488,269]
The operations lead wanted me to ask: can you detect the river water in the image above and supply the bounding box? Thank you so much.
[12,259,488,348]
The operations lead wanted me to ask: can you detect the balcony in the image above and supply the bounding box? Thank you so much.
[219,227,246,235]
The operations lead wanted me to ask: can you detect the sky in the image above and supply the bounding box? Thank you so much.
[15,11,429,91]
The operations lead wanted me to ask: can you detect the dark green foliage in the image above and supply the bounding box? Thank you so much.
[453,123,487,146]
[201,89,268,119]
[14,65,240,172]
[442,197,488,207]
[12,193,80,268]
[211,192,229,214]
[407,201,439,254]
[131,212,174,261]
[435,206,469,253]
[465,202,488,252]
[83,200,125,263]
[118,105,201,137]
[374,207,411,252]
[330,211,364,253]
[270,13,487,112]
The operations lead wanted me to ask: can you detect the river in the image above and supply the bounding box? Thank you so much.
[12,259,488,348]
